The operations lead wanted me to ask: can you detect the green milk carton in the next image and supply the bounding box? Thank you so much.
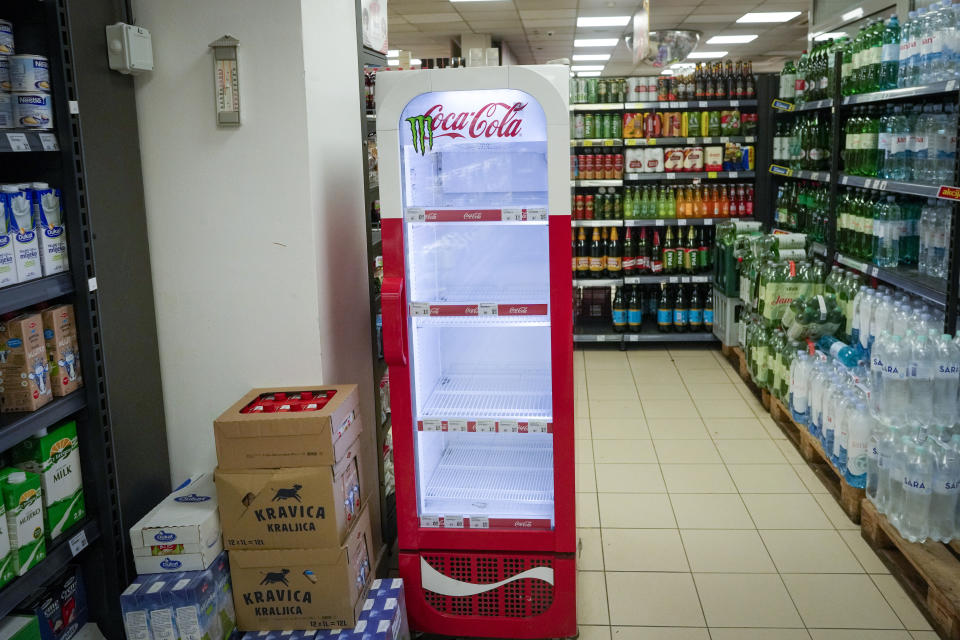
[1,469,46,575]
[0,497,16,590]
[11,421,85,539]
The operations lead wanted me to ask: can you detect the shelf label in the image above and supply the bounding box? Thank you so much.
[38,133,58,151]
[405,207,426,222]
[698,101,708,108]
[719,136,729,143]
[603,139,615,147]
[441,515,464,528]
[841,175,850,185]
[730,100,740,107]
[478,303,498,316]
[447,419,468,432]
[476,420,496,433]
[468,516,489,529]
[655,219,664,226]
[707,172,718,179]
[686,137,696,144]
[421,419,442,432]
[420,515,441,528]
[502,206,548,222]
[582,139,593,147]
[529,421,549,433]
[769,164,792,176]
[704,219,714,225]
[669,276,679,283]
[729,172,739,178]
[410,303,430,317]
[947,80,957,91]
[499,420,519,433]
[678,219,687,226]
[424,209,501,222]
[772,99,795,111]
[69,530,89,556]
[938,185,960,201]
[6,133,30,152]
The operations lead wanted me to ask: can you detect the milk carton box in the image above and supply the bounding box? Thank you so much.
[0,498,16,590]
[39,306,82,397]
[29,185,67,276]
[0,188,16,288]
[11,421,86,540]
[0,616,42,640]
[120,578,153,640]
[0,469,45,575]
[1,186,40,283]
[0,313,53,413]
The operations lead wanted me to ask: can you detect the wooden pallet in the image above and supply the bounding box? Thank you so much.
[768,396,865,523]
[861,498,960,640]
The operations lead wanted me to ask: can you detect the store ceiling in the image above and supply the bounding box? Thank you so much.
[387,0,810,73]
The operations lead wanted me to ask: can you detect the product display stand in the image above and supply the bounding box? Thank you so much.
[0,1,124,636]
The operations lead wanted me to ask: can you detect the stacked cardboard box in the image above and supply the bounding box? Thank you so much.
[213,386,372,632]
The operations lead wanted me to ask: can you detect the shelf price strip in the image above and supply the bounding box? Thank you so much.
[405,207,548,222]
[417,419,553,433]
[420,515,552,529]
[410,303,548,317]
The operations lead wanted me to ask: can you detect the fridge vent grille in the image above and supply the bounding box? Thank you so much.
[422,553,554,618]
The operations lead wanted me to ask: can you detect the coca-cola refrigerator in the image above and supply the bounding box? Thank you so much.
[375,66,575,639]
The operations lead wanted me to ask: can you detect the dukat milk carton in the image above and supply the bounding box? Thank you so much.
[1,186,40,283]
[0,469,45,575]
[29,185,68,276]
[11,421,86,540]
[0,313,52,413]
[39,306,82,396]
[0,188,17,288]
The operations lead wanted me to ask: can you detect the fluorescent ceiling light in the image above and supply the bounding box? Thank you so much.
[577,71,602,77]
[387,59,399,65]
[687,51,728,59]
[387,50,399,57]
[707,35,758,44]
[737,11,801,22]
[814,31,846,40]
[577,16,631,27]
[660,69,675,75]
[572,53,611,61]
[571,65,605,71]
[842,7,864,20]
[574,38,619,47]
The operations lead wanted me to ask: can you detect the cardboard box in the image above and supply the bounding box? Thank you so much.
[39,306,82,397]
[230,505,373,631]
[0,313,52,413]
[23,565,88,640]
[133,538,224,575]
[216,436,365,550]
[129,473,221,565]
[214,386,361,470]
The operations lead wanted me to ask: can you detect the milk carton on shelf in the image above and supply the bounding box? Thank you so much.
[11,421,85,539]
[1,185,40,283]
[0,469,45,575]
[0,615,42,640]
[29,184,67,276]
[39,305,82,397]
[129,473,221,575]
[0,312,53,413]
[0,188,16,288]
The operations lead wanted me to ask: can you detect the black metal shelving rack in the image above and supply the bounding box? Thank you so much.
[0,1,124,636]
[767,54,960,330]
[571,77,776,347]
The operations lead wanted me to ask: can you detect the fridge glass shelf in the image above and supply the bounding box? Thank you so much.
[422,443,554,518]
[419,371,552,419]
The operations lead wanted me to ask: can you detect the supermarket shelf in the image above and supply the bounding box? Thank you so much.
[573,278,621,287]
[570,103,624,111]
[624,274,712,284]
[0,519,98,621]
[624,136,756,146]
[624,99,758,110]
[411,302,549,319]
[837,174,953,200]
[0,130,59,153]
[572,219,623,227]
[623,217,751,226]
[834,252,947,307]
[626,171,754,181]
[0,273,74,316]
[570,138,623,147]
[419,371,552,420]
[572,179,623,187]
[768,165,830,182]
[841,79,959,105]
[787,98,834,112]
[624,331,716,342]
[0,391,86,454]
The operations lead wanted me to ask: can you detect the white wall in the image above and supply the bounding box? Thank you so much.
[133,0,373,507]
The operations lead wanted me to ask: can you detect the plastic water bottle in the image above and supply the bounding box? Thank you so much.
[941,1,958,79]
[875,426,899,511]
[881,105,909,180]
[891,301,912,337]
[847,403,873,489]
[907,333,935,426]
[817,335,860,368]
[883,335,910,425]
[791,351,812,424]
[898,11,918,87]
[836,391,855,468]
[886,435,913,525]
[929,435,960,541]
[870,295,894,349]
[870,331,888,417]
[810,358,830,437]
[915,7,931,85]
[859,289,876,353]
[901,443,933,542]
[932,104,957,184]
[822,377,841,457]
[922,3,946,82]
[912,105,933,182]
[867,420,887,499]
[933,334,960,426]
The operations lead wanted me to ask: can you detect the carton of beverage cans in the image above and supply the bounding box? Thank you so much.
[663,148,685,172]
[643,147,664,173]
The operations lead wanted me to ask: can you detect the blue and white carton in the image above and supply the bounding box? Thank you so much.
[29,184,67,276]
[1,185,40,283]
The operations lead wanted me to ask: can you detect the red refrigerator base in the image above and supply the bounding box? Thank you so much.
[399,551,576,639]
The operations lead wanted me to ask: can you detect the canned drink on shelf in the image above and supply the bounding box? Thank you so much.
[603,154,615,179]
[644,147,664,173]
[0,57,8,91]
[663,148,685,172]
[613,154,623,178]
[0,92,11,129]
[626,77,639,102]
[10,55,49,92]
[612,113,622,138]
[570,154,578,179]
[12,92,52,129]
[656,77,669,102]
[742,145,755,170]
[643,112,661,137]
[573,113,584,139]
[683,147,704,172]
[0,20,13,56]
[584,194,594,219]
[583,113,594,139]
[602,113,613,138]
[625,148,644,173]
[581,154,593,179]
[597,79,608,103]
[586,78,597,103]
[575,195,585,219]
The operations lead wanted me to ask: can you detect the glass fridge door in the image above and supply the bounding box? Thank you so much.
[399,89,555,529]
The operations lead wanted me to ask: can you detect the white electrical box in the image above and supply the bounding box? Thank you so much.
[105,22,153,75]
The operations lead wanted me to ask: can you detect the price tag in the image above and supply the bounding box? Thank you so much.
[841,176,850,185]
[442,515,464,528]
[411,303,430,317]
[582,139,593,147]
[678,219,687,226]
[69,530,89,556]
[502,208,522,222]
[499,420,519,433]
[705,219,713,225]
[669,102,679,108]
[476,420,496,433]
[604,139,615,146]
[666,172,676,179]
[6,133,29,152]
[686,137,696,144]
[698,101,708,108]
[707,172,718,179]
[865,179,875,189]
[729,172,739,178]
[669,276,679,283]
[447,419,468,432]
[878,181,888,190]
[38,133,58,151]
[405,207,425,222]
[526,207,548,221]
[529,421,548,433]
[469,516,489,529]
[646,138,656,145]
[771,99,795,112]
[655,219,665,226]
[478,303,498,316]
[422,419,442,432]
[731,100,740,106]
[720,136,729,143]
[420,515,440,528]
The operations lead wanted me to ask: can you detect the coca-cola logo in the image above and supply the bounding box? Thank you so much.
[507,306,527,315]
[463,212,484,220]
[406,102,526,155]
[513,520,533,528]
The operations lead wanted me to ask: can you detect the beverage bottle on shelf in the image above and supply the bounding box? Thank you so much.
[667,187,677,219]
[851,24,867,93]
[622,227,636,276]
[683,226,696,274]
[689,285,703,331]
[841,38,855,95]
[673,284,688,333]
[744,61,756,98]
[719,186,730,217]
[933,334,960,426]
[607,226,622,278]
[704,291,714,330]
[658,283,672,332]
[637,227,650,273]
[930,434,960,541]
[867,418,887,503]
[795,50,809,103]
[862,106,881,176]
[627,285,643,333]
[589,227,604,278]
[898,11,917,88]
[650,230,663,273]
[901,443,933,542]
[612,286,627,333]
[601,227,611,275]
[663,226,677,273]
[907,333,935,426]
[847,402,873,488]
[576,228,589,278]
[780,59,797,99]
[881,15,901,89]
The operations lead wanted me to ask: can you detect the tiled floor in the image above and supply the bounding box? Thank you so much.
[574,346,938,640]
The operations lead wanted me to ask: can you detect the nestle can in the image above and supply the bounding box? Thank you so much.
[12,92,53,129]
[0,57,8,91]
[10,55,49,92]
[0,20,13,56]
[0,92,11,129]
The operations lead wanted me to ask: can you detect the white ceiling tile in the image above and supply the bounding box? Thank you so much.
[514,0,578,7]
[518,9,576,18]
[401,13,468,23]
[468,20,523,28]
[522,18,576,27]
